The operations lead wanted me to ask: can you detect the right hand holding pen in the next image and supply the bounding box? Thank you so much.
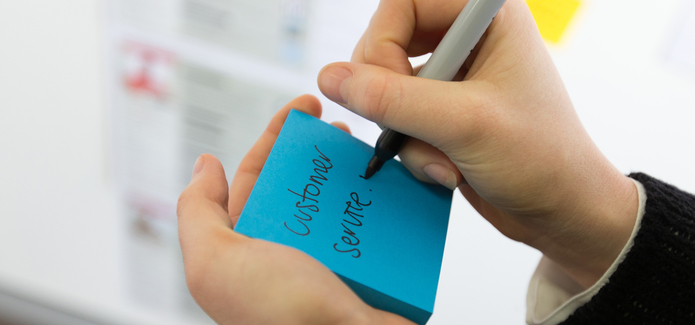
[318,0,638,288]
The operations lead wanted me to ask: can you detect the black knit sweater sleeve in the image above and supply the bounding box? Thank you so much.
[560,173,695,324]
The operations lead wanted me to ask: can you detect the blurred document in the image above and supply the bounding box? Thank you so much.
[112,40,292,321]
[104,0,379,323]
[181,0,310,66]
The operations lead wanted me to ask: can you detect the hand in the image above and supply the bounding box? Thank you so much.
[177,95,413,325]
[317,0,638,288]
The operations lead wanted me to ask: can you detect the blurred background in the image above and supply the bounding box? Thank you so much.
[1,0,694,324]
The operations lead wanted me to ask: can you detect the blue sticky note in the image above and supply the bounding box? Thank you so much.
[235,110,452,324]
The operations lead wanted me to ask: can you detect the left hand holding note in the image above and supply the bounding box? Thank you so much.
[177,95,413,325]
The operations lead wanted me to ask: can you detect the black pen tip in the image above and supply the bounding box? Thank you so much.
[364,166,376,179]
[364,156,384,180]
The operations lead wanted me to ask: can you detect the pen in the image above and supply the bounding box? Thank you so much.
[363,0,507,180]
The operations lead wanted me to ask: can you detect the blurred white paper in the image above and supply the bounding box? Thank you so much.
[104,0,380,323]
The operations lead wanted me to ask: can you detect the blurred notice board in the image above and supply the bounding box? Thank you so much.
[103,0,379,323]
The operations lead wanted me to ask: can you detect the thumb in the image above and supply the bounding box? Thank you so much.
[399,138,465,190]
[318,61,480,147]
[177,154,236,255]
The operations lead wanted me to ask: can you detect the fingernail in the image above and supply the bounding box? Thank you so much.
[423,163,458,190]
[192,155,205,177]
[318,65,352,105]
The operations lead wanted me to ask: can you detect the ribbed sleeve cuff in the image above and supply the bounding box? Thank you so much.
[559,173,695,324]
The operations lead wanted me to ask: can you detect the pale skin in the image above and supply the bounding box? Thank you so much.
[178,96,412,325]
[177,0,639,323]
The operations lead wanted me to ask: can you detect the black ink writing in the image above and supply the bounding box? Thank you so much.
[284,145,332,236]
[284,220,310,236]
[333,244,360,258]
[333,192,371,258]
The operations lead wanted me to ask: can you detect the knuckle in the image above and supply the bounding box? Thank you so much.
[176,189,195,218]
[363,42,380,65]
[358,73,403,123]
[464,91,508,136]
[435,88,501,147]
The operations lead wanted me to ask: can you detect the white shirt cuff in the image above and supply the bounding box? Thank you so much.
[525,179,647,325]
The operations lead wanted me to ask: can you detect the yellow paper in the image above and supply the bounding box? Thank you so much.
[526,0,581,43]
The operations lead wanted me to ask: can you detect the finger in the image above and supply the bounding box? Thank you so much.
[412,64,423,76]
[179,154,231,227]
[403,30,446,57]
[361,0,467,74]
[398,138,463,190]
[318,61,486,148]
[178,154,242,263]
[322,2,539,146]
[353,15,444,63]
[228,95,322,226]
[351,33,367,63]
[397,28,489,83]
[361,0,415,75]
[330,121,352,134]
[408,27,487,80]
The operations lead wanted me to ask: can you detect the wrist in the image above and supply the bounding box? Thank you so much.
[537,153,639,288]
